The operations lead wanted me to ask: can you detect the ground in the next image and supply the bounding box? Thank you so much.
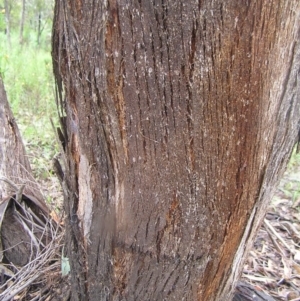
[241,160,300,300]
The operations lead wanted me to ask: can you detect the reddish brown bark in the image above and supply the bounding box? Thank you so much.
[52,1,300,300]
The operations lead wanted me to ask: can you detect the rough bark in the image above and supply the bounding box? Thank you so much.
[0,78,47,213]
[52,1,300,300]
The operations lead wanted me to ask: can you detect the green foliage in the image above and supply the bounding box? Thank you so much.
[0,7,5,30]
[275,148,300,207]
[288,148,300,171]
[0,28,58,177]
[0,0,54,35]
[288,150,300,204]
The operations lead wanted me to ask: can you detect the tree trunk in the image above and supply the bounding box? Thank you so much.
[52,1,300,300]
[37,12,41,46]
[0,77,48,213]
[4,0,11,49]
[19,0,26,45]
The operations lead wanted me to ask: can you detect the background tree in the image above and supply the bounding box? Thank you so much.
[0,0,55,162]
[0,0,54,47]
[19,0,25,44]
[35,0,54,45]
[3,0,11,48]
[52,1,300,300]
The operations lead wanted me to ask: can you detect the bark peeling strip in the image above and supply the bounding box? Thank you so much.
[77,154,93,246]
[114,170,125,218]
[216,204,258,299]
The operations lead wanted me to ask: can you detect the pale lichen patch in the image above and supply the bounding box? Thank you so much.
[77,154,93,246]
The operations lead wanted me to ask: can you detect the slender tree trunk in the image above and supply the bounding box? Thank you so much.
[19,0,26,45]
[4,0,11,49]
[37,12,41,46]
[52,1,300,300]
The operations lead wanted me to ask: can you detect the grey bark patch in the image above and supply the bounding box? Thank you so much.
[78,154,93,246]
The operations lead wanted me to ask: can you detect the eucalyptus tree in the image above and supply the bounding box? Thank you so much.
[52,1,300,300]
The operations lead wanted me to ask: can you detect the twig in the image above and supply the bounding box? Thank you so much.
[15,183,25,203]
[0,176,26,203]
[264,219,295,255]
[0,227,63,295]
[1,262,60,301]
[0,177,18,190]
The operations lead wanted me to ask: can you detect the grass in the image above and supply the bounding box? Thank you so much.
[284,148,300,205]
[288,148,300,170]
[0,31,58,178]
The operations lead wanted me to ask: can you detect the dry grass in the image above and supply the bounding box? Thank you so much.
[0,206,65,301]
[0,175,66,300]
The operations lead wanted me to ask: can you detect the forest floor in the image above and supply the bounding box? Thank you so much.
[240,163,300,301]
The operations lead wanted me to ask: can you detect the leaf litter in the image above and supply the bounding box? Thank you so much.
[241,167,300,300]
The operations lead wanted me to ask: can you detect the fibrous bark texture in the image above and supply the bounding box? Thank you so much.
[0,78,47,212]
[52,1,300,300]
